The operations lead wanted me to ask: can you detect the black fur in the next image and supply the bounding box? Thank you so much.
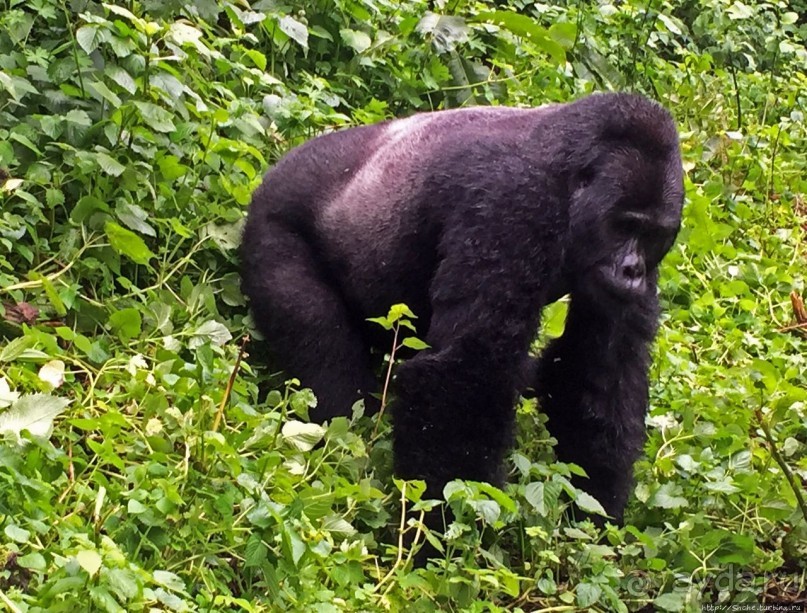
[240,93,684,521]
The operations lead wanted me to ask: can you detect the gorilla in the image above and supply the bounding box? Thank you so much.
[240,92,684,522]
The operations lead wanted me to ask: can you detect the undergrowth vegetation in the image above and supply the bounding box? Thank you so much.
[1,0,806,610]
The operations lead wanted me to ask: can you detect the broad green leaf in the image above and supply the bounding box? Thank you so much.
[189,320,232,348]
[576,582,602,608]
[65,109,92,127]
[109,308,142,342]
[105,221,154,265]
[152,570,185,591]
[106,65,136,94]
[96,152,125,177]
[90,80,122,107]
[401,337,429,350]
[575,491,607,515]
[76,550,103,577]
[134,101,175,133]
[0,393,71,443]
[340,29,371,54]
[653,592,687,611]
[649,483,688,509]
[71,195,110,223]
[76,26,104,54]
[17,553,46,571]
[525,482,547,515]
[281,421,325,452]
[279,16,309,48]
[475,11,564,62]
[4,524,30,543]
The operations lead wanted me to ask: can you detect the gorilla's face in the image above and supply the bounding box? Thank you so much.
[567,151,683,303]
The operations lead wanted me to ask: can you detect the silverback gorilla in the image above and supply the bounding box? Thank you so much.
[241,93,684,521]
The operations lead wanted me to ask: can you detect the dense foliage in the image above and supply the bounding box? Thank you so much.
[1,0,806,610]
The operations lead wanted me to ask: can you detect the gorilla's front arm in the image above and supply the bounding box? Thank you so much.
[392,165,565,496]
[535,287,660,520]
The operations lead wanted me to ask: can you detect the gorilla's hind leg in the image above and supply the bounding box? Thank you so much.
[241,220,377,421]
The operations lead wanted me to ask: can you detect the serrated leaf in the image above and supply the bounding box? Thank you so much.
[105,221,154,265]
[0,393,71,443]
[244,533,268,568]
[0,337,36,363]
[279,15,309,48]
[281,421,325,452]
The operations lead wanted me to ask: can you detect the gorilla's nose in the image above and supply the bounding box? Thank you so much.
[621,253,645,280]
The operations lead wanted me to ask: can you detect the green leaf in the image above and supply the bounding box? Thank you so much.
[340,29,371,54]
[244,533,268,568]
[134,101,175,133]
[189,320,232,348]
[4,524,31,543]
[575,491,607,516]
[653,591,687,611]
[474,11,564,63]
[0,393,71,443]
[279,16,309,48]
[105,221,154,265]
[17,553,46,571]
[152,570,186,591]
[0,336,36,363]
[109,308,142,342]
[106,65,137,94]
[576,582,602,608]
[76,550,103,577]
[281,421,326,452]
[71,196,110,223]
[90,80,122,107]
[65,109,92,127]
[76,25,104,54]
[401,337,429,350]
[549,22,577,48]
[649,483,688,509]
[525,482,547,516]
[96,152,125,177]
